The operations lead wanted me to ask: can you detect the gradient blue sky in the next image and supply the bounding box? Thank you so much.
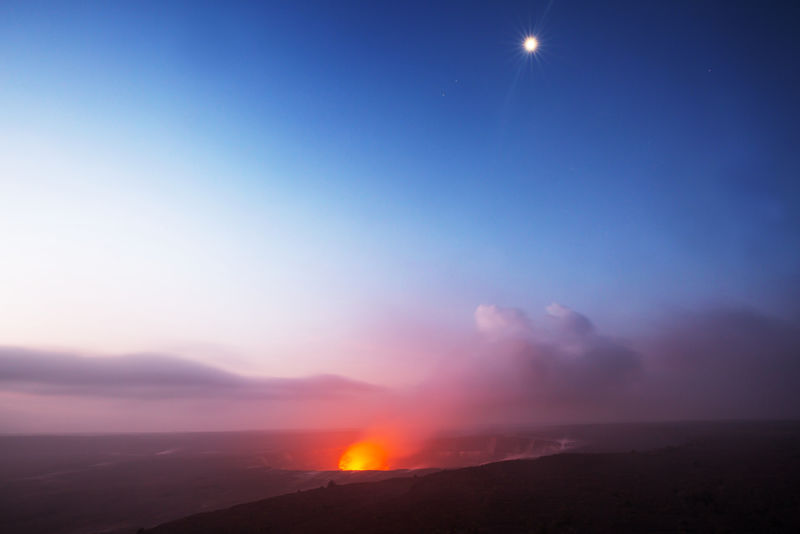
[1,0,799,386]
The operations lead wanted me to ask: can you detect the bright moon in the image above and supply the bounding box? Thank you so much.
[523,36,538,53]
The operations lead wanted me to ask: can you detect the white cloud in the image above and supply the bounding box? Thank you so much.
[474,305,532,338]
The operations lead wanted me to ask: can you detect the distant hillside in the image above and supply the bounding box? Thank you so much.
[146,429,800,533]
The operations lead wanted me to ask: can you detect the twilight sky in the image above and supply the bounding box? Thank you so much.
[1,1,799,432]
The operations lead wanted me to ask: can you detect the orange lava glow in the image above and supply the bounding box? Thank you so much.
[338,440,389,471]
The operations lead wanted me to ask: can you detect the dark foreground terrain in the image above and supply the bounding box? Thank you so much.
[148,423,800,534]
[0,429,563,533]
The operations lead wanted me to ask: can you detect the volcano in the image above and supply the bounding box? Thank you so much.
[143,422,800,533]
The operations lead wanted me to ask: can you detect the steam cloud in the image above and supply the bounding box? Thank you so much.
[462,303,800,422]
[345,303,800,465]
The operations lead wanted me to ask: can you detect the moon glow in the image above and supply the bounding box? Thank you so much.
[523,36,539,53]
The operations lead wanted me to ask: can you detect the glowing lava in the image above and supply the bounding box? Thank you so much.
[338,440,389,471]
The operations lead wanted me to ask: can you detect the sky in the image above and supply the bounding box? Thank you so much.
[1,1,799,433]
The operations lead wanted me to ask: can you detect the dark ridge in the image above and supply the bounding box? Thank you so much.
[145,431,800,533]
